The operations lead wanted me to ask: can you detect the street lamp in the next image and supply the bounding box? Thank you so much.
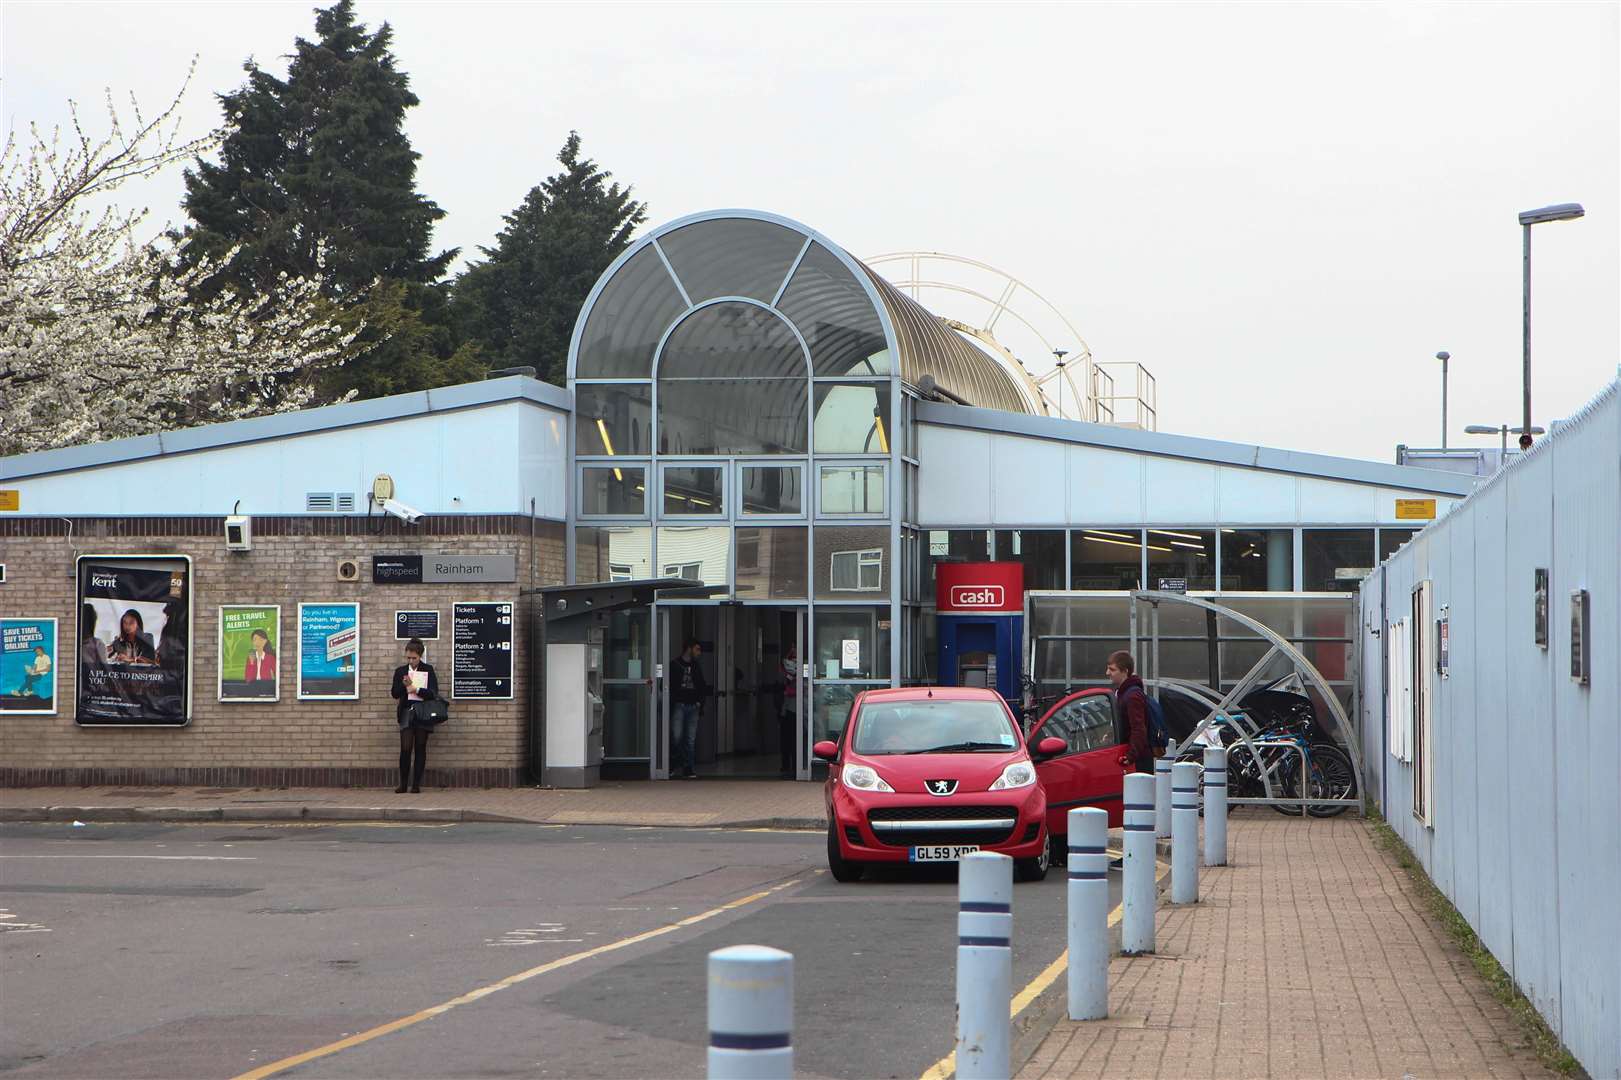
[1436,351,1450,448]
[1052,348,1069,419]
[1464,422,1545,458]
[1517,202,1585,449]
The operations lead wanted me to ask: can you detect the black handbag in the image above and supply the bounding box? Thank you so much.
[410,698,449,725]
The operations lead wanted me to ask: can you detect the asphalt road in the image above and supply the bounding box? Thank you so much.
[0,821,1120,1079]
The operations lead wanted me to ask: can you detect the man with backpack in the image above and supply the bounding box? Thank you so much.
[1107,650,1167,773]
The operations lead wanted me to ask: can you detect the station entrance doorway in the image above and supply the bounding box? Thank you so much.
[596,604,808,781]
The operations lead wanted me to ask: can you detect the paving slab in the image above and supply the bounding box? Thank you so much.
[1018,814,1554,1080]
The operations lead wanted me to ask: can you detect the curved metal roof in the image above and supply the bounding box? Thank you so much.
[566,209,1037,415]
[855,265,1035,414]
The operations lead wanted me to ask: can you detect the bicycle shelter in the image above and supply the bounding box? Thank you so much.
[1023,590,1363,815]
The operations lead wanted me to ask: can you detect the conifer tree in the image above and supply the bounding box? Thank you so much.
[452,133,647,384]
[177,0,465,397]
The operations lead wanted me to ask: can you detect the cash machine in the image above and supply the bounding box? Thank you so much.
[934,562,1025,708]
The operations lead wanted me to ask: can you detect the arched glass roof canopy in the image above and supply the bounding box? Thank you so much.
[567,210,1034,415]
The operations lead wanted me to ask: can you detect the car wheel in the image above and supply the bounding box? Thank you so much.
[1047,830,1067,867]
[827,822,865,882]
[1016,834,1051,882]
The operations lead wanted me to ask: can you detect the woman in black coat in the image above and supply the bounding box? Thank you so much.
[389,637,439,793]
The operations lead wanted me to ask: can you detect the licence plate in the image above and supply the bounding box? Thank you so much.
[909,845,979,862]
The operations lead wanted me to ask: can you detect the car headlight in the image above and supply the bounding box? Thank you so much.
[841,764,894,792]
[988,761,1037,791]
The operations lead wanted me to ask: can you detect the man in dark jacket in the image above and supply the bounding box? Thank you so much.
[1107,650,1155,774]
[670,639,708,780]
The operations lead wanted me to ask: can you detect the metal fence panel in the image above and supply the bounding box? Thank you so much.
[1361,381,1618,1077]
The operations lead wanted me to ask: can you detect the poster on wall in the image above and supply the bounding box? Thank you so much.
[219,606,281,702]
[1,618,57,715]
[1533,569,1550,649]
[298,603,360,700]
[451,601,513,699]
[75,555,192,726]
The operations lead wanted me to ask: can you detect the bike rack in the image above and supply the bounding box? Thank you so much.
[1135,592,1362,817]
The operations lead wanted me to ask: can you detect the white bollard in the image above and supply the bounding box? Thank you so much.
[707,945,793,1080]
[1203,746,1228,868]
[1121,772,1156,955]
[1171,761,1200,904]
[1066,807,1110,1020]
[955,851,1013,1080]
[1154,739,1176,839]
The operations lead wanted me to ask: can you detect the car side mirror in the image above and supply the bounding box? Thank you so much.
[812,740,839,762]
[1034,736,1067,759]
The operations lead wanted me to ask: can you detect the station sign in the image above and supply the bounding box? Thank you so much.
[936,562,1025,614]
[373,554,517,584]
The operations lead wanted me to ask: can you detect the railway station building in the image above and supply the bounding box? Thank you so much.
[0,210,1476,788]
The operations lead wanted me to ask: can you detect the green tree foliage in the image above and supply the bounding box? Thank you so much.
[177,0,461,398]
[451,132,647,384]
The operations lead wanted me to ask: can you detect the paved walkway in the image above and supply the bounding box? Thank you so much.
[1021,814,1552,1080]
[0,779,827,829]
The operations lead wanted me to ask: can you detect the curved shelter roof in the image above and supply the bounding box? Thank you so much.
[567,209,1036,415]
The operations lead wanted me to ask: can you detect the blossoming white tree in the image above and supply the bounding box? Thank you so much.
[0,71,368,456]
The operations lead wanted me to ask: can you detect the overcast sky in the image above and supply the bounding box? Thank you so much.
[6,1,1617,460]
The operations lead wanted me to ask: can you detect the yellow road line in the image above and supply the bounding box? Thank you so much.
[920,857,1169,1080]
[231,875,806,1080]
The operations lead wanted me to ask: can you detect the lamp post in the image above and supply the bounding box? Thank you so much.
[1464,422,1546,459]
[1052,348,1069,420]
[1436,351,1450,448]
[1517,202,1585,449]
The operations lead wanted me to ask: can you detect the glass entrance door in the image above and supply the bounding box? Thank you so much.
[656,605,805,780]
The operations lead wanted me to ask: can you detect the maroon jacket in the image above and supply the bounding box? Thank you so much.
[1115,674,1152,763]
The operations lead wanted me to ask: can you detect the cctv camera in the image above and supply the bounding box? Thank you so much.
[381,498,424,524]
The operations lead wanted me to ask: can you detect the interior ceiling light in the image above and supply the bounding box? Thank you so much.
[1084,534,1172,553]
[1150,530,1205,541]
[1169,540,1207,550]
[595,418,622,481]
[1087,529,1137,540]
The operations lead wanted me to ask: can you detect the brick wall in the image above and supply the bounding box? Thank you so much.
[0,515,565,788]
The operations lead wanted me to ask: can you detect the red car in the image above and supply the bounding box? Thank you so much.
[814,686,1067,883]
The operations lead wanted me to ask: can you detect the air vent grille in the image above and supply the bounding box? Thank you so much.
[305,492,357,513]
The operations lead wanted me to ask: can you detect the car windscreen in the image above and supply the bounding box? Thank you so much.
[851,700,1019,756]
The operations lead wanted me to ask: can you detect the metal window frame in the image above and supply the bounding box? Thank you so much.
[576,461,651,520]
[815,460,888,518]
[656,460,729,521]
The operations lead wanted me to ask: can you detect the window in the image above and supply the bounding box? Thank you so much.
[734,527,808,600]
[1070,529,1143,590]
[814,526,888,599]
[1146,529,1216,590]
[830,548,884,592]
[574,245,688,379]
[775,242,891,376]
[1303,529,1375,591]
[819,464,885,515]
[1379,528,1418,561]
[657,218,804,304]
[739,464,803,516]
[994,530,1066,590]
[575,526,652,583]
[813,383,891,453]
[580,466,646,516]
[813,609,891,681]
[657,302,808,455]
[1039,694,1119,755]
[1221,529,1294,591]
[575,383,651,456]
[655,526,730,589]
[661,465,724,516]
[925,530,993,595]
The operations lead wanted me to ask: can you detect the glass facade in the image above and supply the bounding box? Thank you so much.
[566,211,1442,775]
[1070,530,1143,590]
[1221,529,1294,591]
